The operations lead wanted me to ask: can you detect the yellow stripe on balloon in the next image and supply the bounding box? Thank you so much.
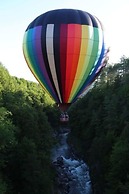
[69,25,93,102]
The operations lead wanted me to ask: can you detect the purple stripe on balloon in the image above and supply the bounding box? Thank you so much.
[33,26,58,101]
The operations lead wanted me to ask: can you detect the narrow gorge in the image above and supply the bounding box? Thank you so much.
[51,127,92,194]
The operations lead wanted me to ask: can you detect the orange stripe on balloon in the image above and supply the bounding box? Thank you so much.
[65,24,81,102]
[69,25,90,102]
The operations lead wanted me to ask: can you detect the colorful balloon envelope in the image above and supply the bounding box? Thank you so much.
[23,9,109,110]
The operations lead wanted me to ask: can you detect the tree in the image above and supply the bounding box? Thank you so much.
[0,63,57,193]
[69,57,129,193]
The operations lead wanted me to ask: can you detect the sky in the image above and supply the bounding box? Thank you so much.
[0,0,129,81]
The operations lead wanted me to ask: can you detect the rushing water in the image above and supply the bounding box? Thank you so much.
[51,127,93,194]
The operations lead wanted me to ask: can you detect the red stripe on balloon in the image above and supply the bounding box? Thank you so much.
[60,24,68,102]
[65,24,81,102]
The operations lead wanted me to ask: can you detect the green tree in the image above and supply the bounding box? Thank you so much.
[105,139,129,194]
[69,57,129,193]
[0,63,57,193]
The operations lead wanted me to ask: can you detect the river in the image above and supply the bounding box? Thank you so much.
[51,126,93,194]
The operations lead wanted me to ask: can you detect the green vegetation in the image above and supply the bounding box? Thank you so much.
[0,63,59,194]
[1,56,129,194]
[69,56,129,194]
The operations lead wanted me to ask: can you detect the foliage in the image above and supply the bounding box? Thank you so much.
[0,63,59,193]
[69,57,129,194]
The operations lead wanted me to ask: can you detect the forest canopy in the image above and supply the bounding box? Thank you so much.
[1,56,129,194]
[0,63,59,193]
[69,56,129,194]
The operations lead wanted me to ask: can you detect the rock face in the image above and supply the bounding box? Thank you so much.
[51,127,92,194]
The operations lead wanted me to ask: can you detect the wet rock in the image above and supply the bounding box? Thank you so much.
[51,128,93,194]
[57,156,64,165]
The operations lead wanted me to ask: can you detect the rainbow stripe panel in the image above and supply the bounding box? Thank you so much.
[23,9,106,104]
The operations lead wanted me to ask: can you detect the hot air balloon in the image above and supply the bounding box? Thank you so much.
[23,9,109,114]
